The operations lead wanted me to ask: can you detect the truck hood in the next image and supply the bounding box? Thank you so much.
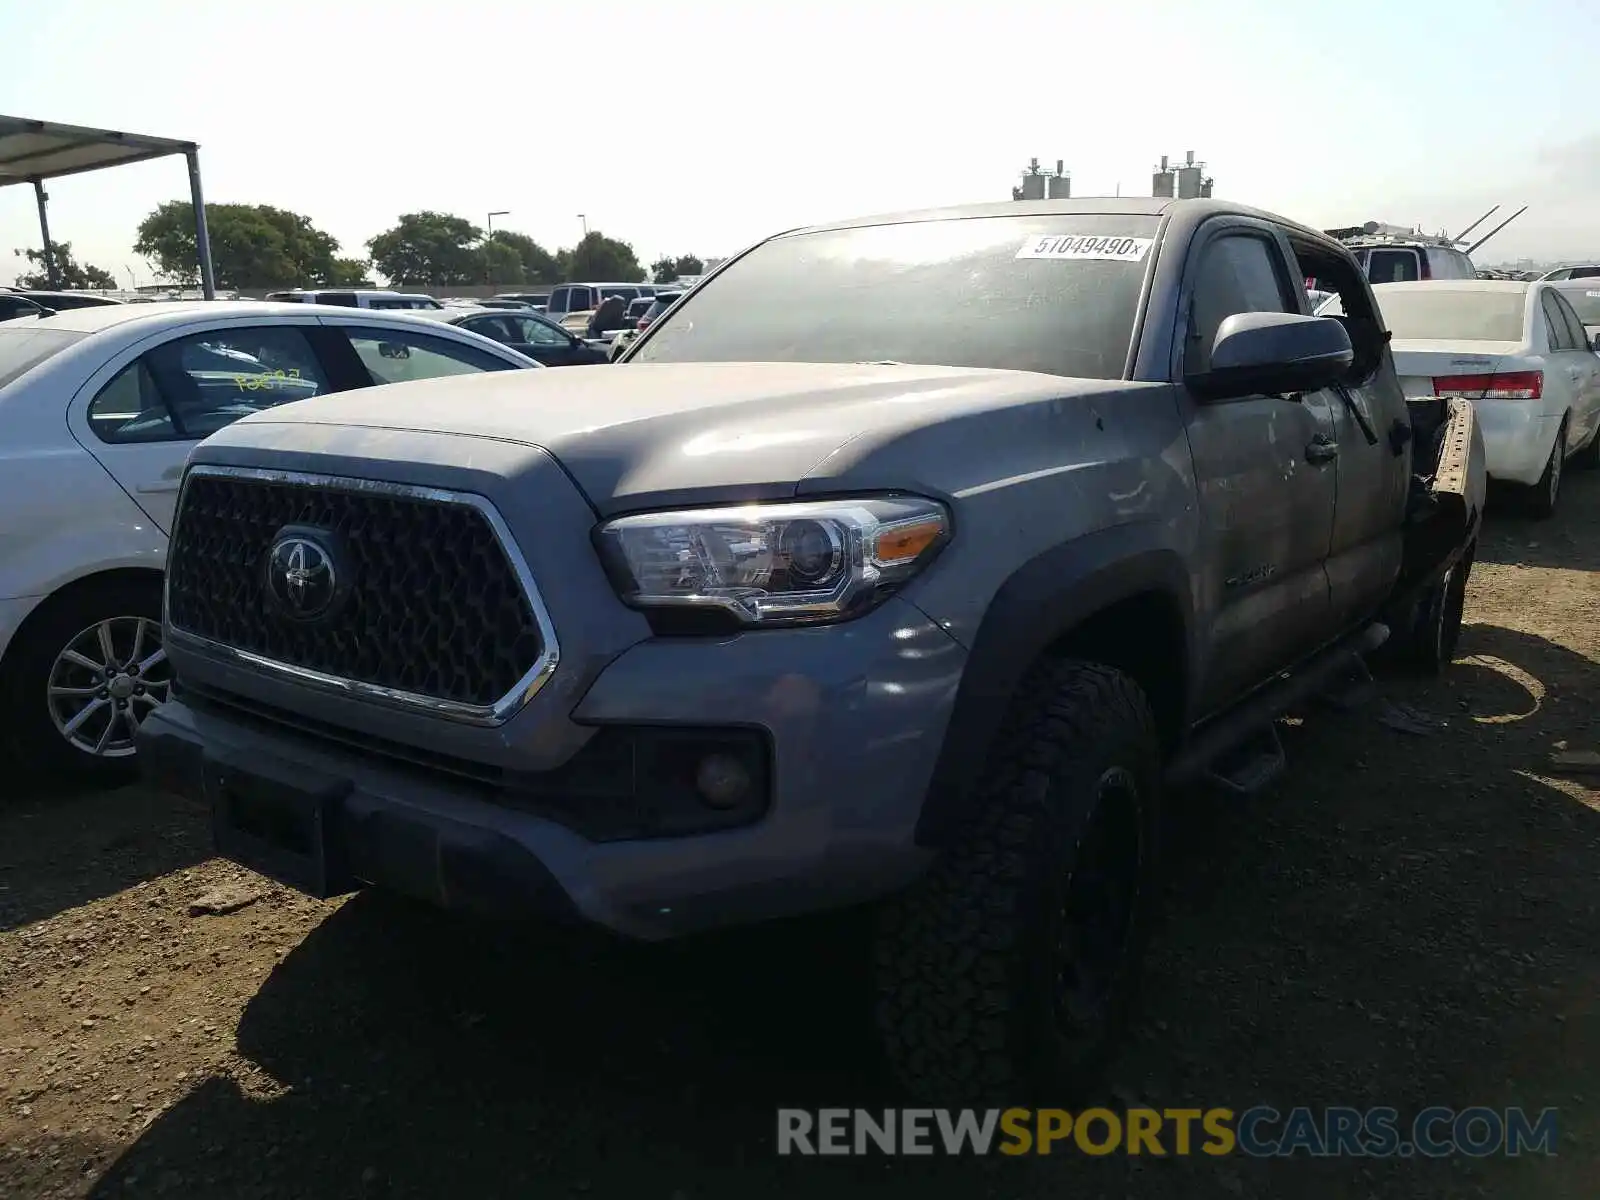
[217,361,1125,513]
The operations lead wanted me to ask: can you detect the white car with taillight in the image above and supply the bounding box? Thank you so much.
[1320,280,1600,515]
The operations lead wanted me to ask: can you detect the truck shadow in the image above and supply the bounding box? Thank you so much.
[86,624,1598,1199]
[0,776,210,932]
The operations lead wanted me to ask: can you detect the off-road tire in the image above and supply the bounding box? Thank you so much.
[1521,419,1567,518]
[0,576,165,789]
[873,660,1161,1103]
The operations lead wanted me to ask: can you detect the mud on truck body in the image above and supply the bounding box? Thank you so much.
[139,197,1484,1101]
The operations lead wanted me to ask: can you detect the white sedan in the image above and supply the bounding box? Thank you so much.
[1320,280,1600,516]
[0,301,540,783]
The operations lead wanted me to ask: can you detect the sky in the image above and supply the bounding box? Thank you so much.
[3,0,1599,287]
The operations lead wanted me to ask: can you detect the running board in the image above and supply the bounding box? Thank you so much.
[1165,622,1391,789]
[1202,724,1286,796]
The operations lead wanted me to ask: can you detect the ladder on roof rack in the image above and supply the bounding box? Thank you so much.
[1322,205,1527,256]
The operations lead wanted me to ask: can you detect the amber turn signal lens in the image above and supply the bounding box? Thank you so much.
[873,518,945,565]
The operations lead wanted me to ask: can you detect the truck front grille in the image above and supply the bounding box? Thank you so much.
[165,467,553,720]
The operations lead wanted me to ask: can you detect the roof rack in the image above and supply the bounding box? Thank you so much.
[1323,205,1528,257]
[1323,220,1462,248]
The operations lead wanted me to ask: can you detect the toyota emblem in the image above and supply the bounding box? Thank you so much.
[266,534,338,619]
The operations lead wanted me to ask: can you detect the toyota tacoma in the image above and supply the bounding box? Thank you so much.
[138,197,1485,1100]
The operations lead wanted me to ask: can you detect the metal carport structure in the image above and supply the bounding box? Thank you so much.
[0,114,216,298]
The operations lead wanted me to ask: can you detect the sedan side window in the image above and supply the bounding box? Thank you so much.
[344,327,521,386]
[512,316,571,346]
[1551,292,1591,351]
[88,326,330,443]
[461,316,518,344]
[1186,232,1294,374]
[1540,292,1578,352]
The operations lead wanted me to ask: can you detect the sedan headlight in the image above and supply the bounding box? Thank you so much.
[595,496,951,626]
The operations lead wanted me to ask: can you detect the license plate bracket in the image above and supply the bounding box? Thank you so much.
[205,750,356,899]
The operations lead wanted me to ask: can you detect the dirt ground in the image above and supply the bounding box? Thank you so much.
[2,476,1597,1200]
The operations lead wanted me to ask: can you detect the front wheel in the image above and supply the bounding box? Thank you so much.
[1,577,170,787]
[873,660,1161,1102]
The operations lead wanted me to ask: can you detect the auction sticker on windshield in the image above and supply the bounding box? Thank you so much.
[1016,235,1153,263]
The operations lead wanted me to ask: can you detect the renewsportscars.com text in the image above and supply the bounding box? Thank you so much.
[776,1107,1559,1158]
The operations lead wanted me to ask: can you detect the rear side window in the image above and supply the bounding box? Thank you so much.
[1367,249,1420,283]
[87,326,332,443]
[319,292,359,307]
[0,327,88,389]
[1568,265,1600,280]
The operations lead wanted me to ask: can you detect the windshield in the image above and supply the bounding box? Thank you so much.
[1335,287,1528,342]
[631,214,1159,379]
[0,326,87,389]
[1559,287,1600,325]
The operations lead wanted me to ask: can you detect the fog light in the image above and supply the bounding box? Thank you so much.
[695,753,752,809]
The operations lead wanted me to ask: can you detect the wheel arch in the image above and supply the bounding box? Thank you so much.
[0,567,165,682]
[914,528,1194,848]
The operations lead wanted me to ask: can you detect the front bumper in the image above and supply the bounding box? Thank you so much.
[1474,402,1561,486]
[139,596,965,940]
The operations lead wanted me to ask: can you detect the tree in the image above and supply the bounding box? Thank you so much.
[564,232,645,283]
[133,201,368,289]
[651,253,705,283]
[366,212,485,286]
[479,239,524,285]
[485,230,559,284]
[12,242,118,290]
[328,257,374,287]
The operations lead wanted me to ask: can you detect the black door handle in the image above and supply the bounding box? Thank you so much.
[1306,437,1339,464]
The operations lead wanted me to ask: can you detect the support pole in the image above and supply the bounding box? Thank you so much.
[32,179,60,289]
[185,148,216,299]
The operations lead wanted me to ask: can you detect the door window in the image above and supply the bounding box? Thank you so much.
[344,327,521,385]
[1186,232,1294,374]
[511,315,572,346]
[459,316,518,344]
[88,326,331,443]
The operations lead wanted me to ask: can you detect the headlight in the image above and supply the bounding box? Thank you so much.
[595,496,950,626]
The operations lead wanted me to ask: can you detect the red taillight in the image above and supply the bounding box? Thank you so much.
[1432,371,1543,400]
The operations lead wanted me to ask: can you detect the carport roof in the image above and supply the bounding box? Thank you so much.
[0,114,194,185]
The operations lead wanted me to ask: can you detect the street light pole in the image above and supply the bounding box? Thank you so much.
[487,210,509,234]
[577,213,588,238]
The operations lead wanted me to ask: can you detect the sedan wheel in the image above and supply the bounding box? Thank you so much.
[2,576,166,787]
[46,615,170,758]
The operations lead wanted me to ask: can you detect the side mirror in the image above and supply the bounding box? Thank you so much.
[1186,311,1353,401]
[377,342,411,360]
[1591,332,1600,353]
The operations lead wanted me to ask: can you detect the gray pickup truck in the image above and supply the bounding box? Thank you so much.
[138,197,1484,1100]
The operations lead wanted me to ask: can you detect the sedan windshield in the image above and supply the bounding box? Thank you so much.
[1558,287,1600,326]
[630,214,1161,380]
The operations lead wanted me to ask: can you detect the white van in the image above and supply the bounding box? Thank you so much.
[263,289,444,310]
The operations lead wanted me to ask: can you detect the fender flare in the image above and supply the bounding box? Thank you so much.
[914,523,1195,847]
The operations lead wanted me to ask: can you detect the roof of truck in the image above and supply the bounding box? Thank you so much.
[785,197,1345,251]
